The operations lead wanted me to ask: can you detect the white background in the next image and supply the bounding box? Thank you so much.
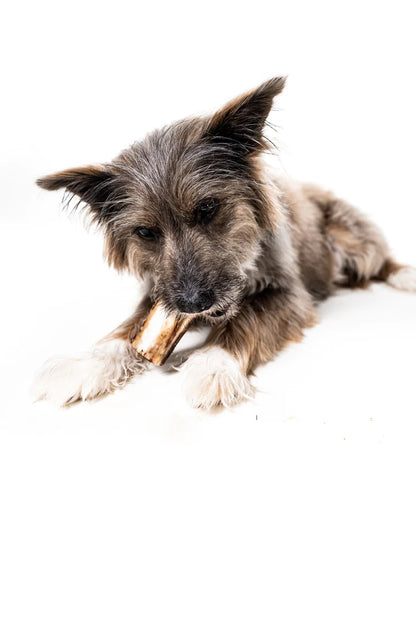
[1,1,416,622]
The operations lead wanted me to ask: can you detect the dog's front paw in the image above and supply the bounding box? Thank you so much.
[32,339,147,406]
[180,346,254,409]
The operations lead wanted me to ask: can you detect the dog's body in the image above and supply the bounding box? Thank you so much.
[33,77,416,408]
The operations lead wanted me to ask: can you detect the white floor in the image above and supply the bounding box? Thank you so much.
[1,215,416,623]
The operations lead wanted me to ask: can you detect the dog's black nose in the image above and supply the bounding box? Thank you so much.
[175,289,215,313]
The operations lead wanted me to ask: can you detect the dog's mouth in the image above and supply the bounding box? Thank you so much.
[180,306,228,321]
[200,299,242,322]
[159,274,247,322]
[170,303,232,324]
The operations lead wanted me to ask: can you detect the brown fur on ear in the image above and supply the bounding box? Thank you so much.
[37,165,119,222]
[37,165,111,192]
[206,76,287,153]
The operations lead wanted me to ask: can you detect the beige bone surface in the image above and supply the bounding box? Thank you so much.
[131,302,192,366]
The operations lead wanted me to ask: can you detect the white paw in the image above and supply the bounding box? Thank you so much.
[387,266,416,292]
[180,346,254,409]
[32,339,146,406]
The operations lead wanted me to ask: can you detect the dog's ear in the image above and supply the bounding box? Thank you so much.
[37,165,118,222]
[206,76,286,154]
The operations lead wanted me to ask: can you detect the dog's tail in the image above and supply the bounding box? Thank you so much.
[379,259,416,292]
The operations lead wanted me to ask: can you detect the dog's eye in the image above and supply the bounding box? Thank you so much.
[195,198,220,224]
[134,227,160,241]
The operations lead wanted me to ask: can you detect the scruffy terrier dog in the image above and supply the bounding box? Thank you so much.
[33,77,416,409]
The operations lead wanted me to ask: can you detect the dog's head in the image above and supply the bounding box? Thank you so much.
[37,77,285,319]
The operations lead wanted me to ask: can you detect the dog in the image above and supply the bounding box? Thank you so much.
[33,77,416,409]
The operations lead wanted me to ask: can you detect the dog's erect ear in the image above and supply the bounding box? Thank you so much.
[206,76,286,154]
[37,165,118,222]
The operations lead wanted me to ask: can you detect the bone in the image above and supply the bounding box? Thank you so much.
[131,302,192,366]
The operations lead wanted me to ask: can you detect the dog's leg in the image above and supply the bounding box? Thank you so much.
[380,260,416,292]
[324,204,416,292]
[32,298,152,406]
[302,183,416,291]
[180,287,317,409]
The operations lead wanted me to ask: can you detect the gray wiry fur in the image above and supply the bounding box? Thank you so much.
[33,77,416,409]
